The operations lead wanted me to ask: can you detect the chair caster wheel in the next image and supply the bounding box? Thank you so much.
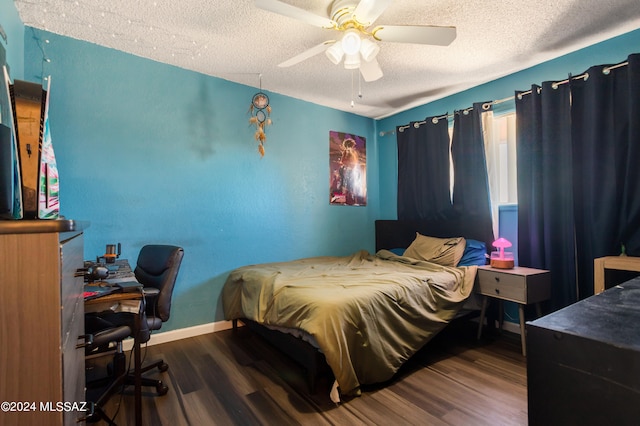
[84,412,99,424]
[158,362,169,372]
[157,382,169,396]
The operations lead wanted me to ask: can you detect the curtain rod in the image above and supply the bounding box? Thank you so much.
[379,60,629,137]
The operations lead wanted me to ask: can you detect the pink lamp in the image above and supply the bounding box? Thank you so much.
[490,237,514,269]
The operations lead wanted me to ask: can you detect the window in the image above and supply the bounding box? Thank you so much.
[483,111,517,238]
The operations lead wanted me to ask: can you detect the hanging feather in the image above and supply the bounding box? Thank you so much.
[248,90,273,156]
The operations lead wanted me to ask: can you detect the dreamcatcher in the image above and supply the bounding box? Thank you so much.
[248,75,272,157]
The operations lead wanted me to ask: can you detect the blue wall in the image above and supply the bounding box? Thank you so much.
[0,0,23,79]
[16,27,377,331]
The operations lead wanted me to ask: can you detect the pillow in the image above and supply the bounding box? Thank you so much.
[458,239,488,266]
[388,247,406,256]
[404,233,466,267]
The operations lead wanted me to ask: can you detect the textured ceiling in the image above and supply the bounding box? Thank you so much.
[13,0,640,119]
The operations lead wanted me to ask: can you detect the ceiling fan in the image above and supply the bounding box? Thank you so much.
[255,0,457,82]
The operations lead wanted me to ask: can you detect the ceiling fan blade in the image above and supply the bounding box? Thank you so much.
[278,40,336,67]
[372,25,457,46]
[353,0,393,26]
[255,0,335,28]
[359,58,383,82]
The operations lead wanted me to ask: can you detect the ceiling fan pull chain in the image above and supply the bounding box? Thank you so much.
[351,70,355,107]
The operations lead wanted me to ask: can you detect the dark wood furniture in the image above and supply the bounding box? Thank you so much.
[527,276,640,425]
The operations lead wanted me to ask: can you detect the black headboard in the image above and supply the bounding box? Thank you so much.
[375,216,494,253]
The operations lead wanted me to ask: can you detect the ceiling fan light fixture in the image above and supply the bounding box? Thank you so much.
[341,29,362,56]
[325,42,344,65]
[359,38,380,62]
[343,52,361,69]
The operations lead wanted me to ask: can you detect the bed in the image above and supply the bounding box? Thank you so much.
[222,217,492,402]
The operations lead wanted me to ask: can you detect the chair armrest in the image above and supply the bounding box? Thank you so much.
[142,287,160,297]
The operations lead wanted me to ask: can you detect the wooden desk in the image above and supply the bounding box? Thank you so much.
[593,256,640,294]
[84,263,143,426]
[84,291,143,310]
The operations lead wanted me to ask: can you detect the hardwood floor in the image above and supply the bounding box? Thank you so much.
[94,320,527,425]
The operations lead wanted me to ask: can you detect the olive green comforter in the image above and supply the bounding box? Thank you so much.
[222,249,477,397]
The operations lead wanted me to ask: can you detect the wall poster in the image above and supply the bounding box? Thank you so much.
[329,131,366,206]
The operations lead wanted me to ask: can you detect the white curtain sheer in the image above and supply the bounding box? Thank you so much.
[483,112,517,239]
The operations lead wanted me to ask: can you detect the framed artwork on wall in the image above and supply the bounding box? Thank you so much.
[329,130,366,206]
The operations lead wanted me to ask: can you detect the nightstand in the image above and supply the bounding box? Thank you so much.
[476,265,551,356]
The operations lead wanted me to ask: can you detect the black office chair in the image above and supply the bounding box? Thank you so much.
[82,316,133,424]
[129,245,184,394]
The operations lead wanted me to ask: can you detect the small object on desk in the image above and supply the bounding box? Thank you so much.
[104,273,143,292]
[84,284,119,301]
[101,242,121,264]
[114,279,143,293]
[81,263,110,282]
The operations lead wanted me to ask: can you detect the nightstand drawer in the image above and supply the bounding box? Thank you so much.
[477,266,551,304]
[477,270,526,302]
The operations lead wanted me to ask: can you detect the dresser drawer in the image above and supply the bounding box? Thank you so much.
[477,269,526,302]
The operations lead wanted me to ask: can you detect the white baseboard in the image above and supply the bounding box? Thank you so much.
[123,320,236,351]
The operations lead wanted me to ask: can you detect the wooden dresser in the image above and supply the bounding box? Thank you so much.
[0,220,89,426]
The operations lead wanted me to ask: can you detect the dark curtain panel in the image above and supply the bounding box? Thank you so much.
[397,118,452,220]
[570,53,640,298]
[516,53,640,305]
[516,83,576,309]
[622,55,640,256]
[451,102,494,243]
